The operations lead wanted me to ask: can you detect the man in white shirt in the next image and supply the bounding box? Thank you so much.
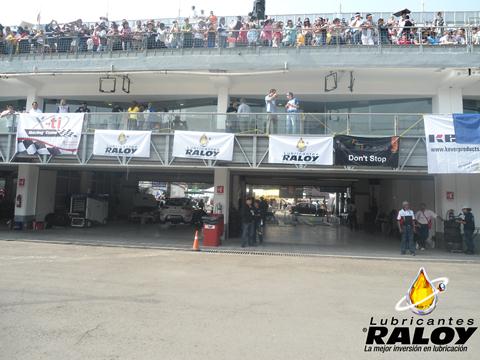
[265,89,277,134]
[397,201,416,255]
[29,101,42,114]
[285,91,300,134]
[361,14,375,45]
[1,104,17,132]
[349,12,363,44]
[415,203,442,250]
[237,98,251,132]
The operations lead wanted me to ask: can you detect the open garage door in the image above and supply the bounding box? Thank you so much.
[228,171,435,255]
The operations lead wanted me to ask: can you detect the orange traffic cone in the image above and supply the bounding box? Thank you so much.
[192,230,200,251]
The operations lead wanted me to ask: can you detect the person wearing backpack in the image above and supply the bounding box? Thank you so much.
[415,203,443,250]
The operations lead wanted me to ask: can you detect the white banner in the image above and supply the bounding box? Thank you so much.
[172,131,235,161]
[424,115,480,173]
[93,130,151,157]
[16,113,84,155]
[269,136,334,165]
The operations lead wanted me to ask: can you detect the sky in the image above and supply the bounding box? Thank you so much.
[1,0,479,25]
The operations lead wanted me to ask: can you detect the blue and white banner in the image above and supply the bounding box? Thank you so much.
[452,114,480,144]
[424,114,480,173]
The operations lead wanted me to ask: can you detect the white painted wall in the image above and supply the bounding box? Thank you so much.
[432,87,463,114]
[379,179,435,214]
[435,174,480,230]
[213,168,230,236]
[14,165,39,222]
[35,170,57,221]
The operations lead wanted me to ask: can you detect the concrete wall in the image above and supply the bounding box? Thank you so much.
[35,170,57,222]
[435,174,480,227]
[379,178,435,214]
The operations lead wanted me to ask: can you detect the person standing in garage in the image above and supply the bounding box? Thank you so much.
[241,197,255,247]
[254,199,266,245]
[458,206,475,255]
[346,199,357,231]
[397,201,416,256]
[415,203,443,250]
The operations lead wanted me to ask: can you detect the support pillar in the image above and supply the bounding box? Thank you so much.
[213,168,230,239]
[432,87,463,114]
[14,166,56,225]
[213,76,230,131]
[14,165,39,223]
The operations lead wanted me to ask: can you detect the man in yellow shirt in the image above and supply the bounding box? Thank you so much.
[127,101,140,130]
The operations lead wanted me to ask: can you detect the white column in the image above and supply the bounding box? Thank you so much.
[213,77,230,131]
[14,166,57,224]
[432,87,463,114]
[14,165,40,223]
[213,168,230,238]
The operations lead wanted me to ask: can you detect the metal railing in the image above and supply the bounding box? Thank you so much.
[1,25,479,56]
[0,112,426,137]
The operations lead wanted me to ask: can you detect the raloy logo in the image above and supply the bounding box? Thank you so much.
[395,267,447,315]
[199,134,209,147]
[117,132,128,145]
[184,134,219,157]
[364,268,477,354]
[282,138,320,162]
[296,138,307,152]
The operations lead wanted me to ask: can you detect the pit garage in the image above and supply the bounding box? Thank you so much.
[226,170,437,254]
[0,164,442,256]
[0,166,216,248]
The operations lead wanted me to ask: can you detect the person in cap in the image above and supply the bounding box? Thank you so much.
[458,206,475,254]
[397,201,416,255]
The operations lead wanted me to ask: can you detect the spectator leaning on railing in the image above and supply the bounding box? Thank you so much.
[1,11,477,55]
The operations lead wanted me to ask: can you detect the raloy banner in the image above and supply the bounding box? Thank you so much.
[268,136,333,165]
[16,113,84,156]
[93,130,151,157]
[172,131,235,161]
[334,135,400,167]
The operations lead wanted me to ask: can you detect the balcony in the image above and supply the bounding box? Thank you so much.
[1,25,480,74]
[0,112,427,171]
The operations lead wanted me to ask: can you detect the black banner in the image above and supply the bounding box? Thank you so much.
[334,135,400,167]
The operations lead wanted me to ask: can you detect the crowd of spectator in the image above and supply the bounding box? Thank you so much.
[1,9,480,54]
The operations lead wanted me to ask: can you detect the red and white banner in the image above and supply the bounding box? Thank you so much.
[16,113,84,156]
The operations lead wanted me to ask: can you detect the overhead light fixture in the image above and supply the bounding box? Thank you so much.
[99,76,116,93]
[324,71,338,92]
[348,71,355,93]
[122,75,131,94]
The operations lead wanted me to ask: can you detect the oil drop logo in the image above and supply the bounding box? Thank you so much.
[395,267,448,315]
[199,134,209,147]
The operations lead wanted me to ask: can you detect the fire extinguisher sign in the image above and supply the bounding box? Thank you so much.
[216,185,224,194]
